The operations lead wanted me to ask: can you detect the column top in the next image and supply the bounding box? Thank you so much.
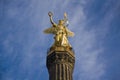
[47,46,75,57]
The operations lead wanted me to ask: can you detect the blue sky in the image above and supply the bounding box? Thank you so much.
[0,0,120,80]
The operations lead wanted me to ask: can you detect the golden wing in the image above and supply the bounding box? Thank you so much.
[44,27,56,34]
[66,28,74,37]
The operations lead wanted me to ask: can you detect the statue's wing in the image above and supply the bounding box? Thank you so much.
[67,31,74,37]
[66,28,74,37]
[44,27,56,34]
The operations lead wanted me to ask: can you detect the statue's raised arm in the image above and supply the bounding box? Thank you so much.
[64,12,69,27]
[44,12,57,34]
[48,11,57,27]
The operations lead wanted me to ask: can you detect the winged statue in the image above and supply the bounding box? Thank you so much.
[44,12,74,47]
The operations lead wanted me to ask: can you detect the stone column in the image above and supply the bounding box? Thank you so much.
[46,46,75,80]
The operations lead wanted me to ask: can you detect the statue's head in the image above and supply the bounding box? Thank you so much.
[58,20,64,25]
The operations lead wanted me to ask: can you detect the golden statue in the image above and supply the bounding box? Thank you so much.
[44,12,74,47]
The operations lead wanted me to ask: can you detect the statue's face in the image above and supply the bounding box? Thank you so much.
[59,20,64,25]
